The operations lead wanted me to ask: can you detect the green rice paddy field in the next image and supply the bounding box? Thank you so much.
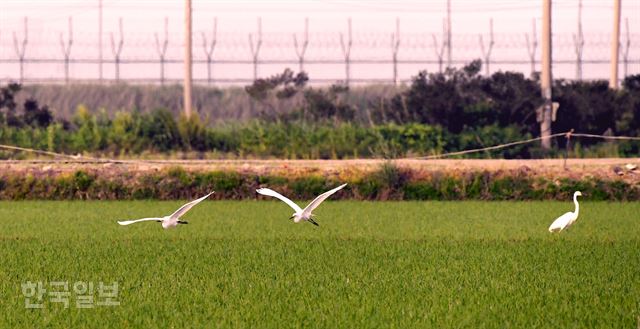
[0,200,639,328]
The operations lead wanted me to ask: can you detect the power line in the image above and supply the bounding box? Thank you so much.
[410,132,640,160]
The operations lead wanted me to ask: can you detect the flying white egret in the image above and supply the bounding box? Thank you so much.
[256,184,347,226]
[117,192,214,229]
[548,191,583,233]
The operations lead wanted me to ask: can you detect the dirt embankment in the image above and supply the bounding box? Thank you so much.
[2,158,640,183]
[1,158,639,201]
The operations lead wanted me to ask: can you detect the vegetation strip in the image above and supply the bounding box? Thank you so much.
[2,64,640,159]
[0,164,637,201]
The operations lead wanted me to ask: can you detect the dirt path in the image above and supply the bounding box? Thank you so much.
[2,158,640,182]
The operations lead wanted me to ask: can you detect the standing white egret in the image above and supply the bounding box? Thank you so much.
[256,184,347,226]
[548,191,583,233]
[117,192,214,229]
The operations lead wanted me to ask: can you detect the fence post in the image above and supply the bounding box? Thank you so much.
[479,18,494,76]
[201,17,217,86]
[339,17,352,87]
[293,17,309,73]
[110,18,124,82]
[155,17,169,85]
[432,19,446,73]
[59,17,74,84]
[248,17,262,81]
[525,19,538,77]
[622,18,630,78]
[12,17,28,83]
[446,0,452,67]
[391,17,400,85]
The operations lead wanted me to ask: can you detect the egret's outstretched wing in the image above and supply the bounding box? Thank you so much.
[256,188,303,213]
[117,217,163,226]
[301,183,347,216]
[548,212,573,232]
[169,192,214,220]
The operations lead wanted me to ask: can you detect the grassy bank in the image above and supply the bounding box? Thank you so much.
[0,164,637,201]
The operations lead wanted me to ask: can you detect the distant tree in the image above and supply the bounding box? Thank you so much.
[0,83,21,125]
[377,60,484,132]
[553,80,617,137]
[245,68,308,103]
[614,74,640,137]
[373,60,543,135]
[245,68,308,120]
[22,98,53,128]
[302,83,355,122]
[478,71,542,131]
[0,83,53,128]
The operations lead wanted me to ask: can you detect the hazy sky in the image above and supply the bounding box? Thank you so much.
[2,0,637,34]
[0,0,638,83]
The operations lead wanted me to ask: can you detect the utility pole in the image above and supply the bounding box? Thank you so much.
[446,0,452,67]
[540,0,553,150]
[184,0,193,117]
[99,0,103,83]
[609,0,621,89]
[573,0,584,80]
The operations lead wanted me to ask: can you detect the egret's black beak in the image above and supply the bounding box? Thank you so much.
[178,220,189,224]
[289,215,295,220]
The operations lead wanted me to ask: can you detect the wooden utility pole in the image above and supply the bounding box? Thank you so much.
[540,0,552,150]
[184,0,193,117]
[609,0,621,89]
[573,0,584,80]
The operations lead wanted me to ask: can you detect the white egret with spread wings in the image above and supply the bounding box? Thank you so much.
[117,192,214,229]
[256,184,347,226]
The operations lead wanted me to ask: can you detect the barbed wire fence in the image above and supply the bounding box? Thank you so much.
[0,16,639,86]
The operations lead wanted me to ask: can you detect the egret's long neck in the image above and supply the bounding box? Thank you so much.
[573,194,580,215]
